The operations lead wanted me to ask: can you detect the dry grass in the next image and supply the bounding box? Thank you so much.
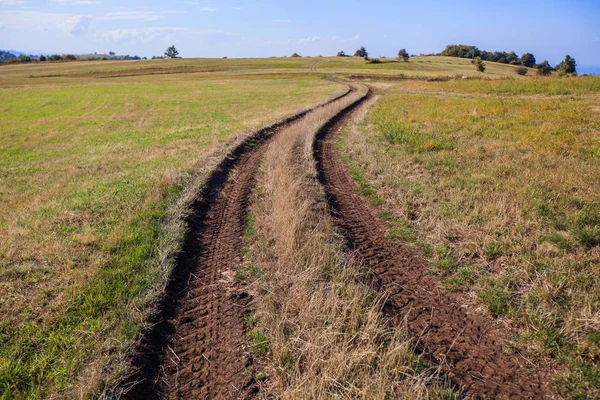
[0,59,343,398]
[241,89,452,399]
[339,78,600,398]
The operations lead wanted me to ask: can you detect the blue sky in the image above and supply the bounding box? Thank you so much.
[1,0,599,67]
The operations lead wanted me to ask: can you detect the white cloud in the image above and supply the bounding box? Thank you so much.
[0,0,28,5]
[99,27,186,44]
[298,36,321,44]
[272,19,290,23]
[331,34,360,43]
[61,14,91,35]
[265,39,292,45]
[50,0,101,4]
[99,11,163,21]
[183,2,217,10]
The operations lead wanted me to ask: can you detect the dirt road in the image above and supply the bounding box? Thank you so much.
[313,86,555,399]
[116,88,353,399]
[116,82,555,399]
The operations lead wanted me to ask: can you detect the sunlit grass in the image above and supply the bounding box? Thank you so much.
[340,77,600,398]
[0,61,341,398]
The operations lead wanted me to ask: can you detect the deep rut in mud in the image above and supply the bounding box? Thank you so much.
[116,89,352,399]
[313,87,555,399]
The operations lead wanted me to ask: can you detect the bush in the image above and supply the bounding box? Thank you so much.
[509,60,521,65]
[474,56,486,72]
[336,51,347,57]
[63,54,77,61]
[515,67,528,76]
[536,60,553,76]
[39,55,46,62]
[368,59,383,64]
[291,52,301,58]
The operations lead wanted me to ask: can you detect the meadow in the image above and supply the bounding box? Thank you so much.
[0,59,343,397]
[0,54,591,398]
[340,76,600,398]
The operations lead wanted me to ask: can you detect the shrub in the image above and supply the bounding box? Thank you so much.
[291,52,301,58]
[368,58,383,64]
[515,67,528,76]
[509,60,521,65]
[474,56,486,72]
[336,51,347,57]
[63,54,77,61]
[39,55,46,62]
[536,60,553,76]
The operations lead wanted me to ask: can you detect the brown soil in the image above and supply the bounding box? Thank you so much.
[114,88,352,399]
[313,86,556,399]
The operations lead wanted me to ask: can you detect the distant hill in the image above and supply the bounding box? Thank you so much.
[0,50,17,62]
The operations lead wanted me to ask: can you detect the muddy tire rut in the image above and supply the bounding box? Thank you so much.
[313,86,556,399]
[116,88,353,399]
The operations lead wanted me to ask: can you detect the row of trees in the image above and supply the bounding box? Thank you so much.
[474,54,577,76]
[440,44,537,67]
[442,44,577,75]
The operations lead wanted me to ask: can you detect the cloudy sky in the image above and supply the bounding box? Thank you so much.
[1,0,599,66]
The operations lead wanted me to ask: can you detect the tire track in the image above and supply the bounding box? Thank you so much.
[313,85,556,399]
[115,88,353,399]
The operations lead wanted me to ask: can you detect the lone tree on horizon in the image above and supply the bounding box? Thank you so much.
[354,47,368,58]
[164,45,179,59]
[557,55,577,75]
[398,49,410,62]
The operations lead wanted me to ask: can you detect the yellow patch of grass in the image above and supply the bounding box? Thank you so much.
[243,89,450,398]
[339,78,600,398]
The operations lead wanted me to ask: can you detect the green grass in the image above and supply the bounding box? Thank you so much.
[339,76,600,398]
[0,59,342,398]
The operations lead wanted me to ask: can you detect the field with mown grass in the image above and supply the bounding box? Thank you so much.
[0,59,344,398]
[339,77,600,398]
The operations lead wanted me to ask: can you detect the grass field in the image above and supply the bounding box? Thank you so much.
[0,59,344,398]
[1,55,594,398]
[339,77,600,398]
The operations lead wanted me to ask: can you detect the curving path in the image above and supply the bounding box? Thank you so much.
[313,85,555,399]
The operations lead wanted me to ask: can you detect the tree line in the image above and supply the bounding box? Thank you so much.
[440,44,577,75]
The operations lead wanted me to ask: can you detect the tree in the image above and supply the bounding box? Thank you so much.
[506,51,519,63]
[336,51,347,57]
[557,55,577,75]
[521,53,536,68]
[164,45,179,59]
[474,56,486,72]
[536,60,553,76]
[354,46,368,58]
[291,52,301,58]
[398,48,410,62]
[39,55,47,62]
